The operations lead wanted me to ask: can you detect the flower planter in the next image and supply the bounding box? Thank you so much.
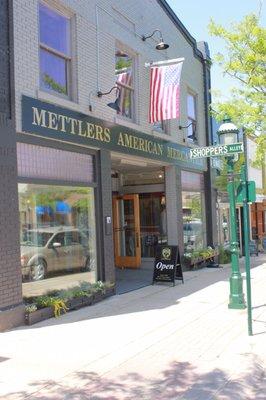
[67,294,95,310]
[103,287,116,298]
[82,294,94,307]
[24,284,116,326]
[67,297,84,311]
[25,306,54,325]
[92,291,104,304]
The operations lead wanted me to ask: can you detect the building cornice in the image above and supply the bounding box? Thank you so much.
[157,0,205,63]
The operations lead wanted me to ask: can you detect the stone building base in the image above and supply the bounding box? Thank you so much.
[0,304,25,332]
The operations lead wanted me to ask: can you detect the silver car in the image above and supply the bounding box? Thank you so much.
[21,227,94,281]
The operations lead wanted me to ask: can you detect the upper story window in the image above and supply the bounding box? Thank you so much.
[115,48,134,120]
[153,120,168,135]
[39,3,71,97]
[187,93,197,142]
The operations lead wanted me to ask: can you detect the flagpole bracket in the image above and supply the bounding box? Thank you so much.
[145,57,184,68]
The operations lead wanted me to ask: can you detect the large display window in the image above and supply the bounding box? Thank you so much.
[17,144,97,297]
[181,171,206,252]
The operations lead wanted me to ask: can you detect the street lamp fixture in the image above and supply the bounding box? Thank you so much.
[217,117,246,309]
[217,116,239,145]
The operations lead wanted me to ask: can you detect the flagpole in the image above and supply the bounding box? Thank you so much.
[145,57,184,68]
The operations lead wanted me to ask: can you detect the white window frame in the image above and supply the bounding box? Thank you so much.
[115,44,136,122]
[152,120,169,135]
[38,1,73,100]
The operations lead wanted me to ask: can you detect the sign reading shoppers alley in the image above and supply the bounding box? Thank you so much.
[190,143,244,159]
[153,245,182,286]
[21,96,206,171]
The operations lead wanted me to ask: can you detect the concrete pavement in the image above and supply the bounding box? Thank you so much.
[0,254,265,399]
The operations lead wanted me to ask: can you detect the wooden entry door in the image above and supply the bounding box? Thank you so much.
[113,194,141,268]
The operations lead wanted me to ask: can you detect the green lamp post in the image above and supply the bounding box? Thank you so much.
[218,117,246,309]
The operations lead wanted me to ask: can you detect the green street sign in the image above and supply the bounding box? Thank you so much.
[236,180,256,203]
[190,143,244,159]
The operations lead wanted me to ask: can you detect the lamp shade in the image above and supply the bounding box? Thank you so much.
[156,41,169,50]
[217,117,239,145]
[107,97,120,112]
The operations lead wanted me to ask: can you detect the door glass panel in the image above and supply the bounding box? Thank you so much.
[139,193,167,257]
[117,199,136,257]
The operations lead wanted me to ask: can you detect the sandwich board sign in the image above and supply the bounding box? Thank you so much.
[152,245,183,286]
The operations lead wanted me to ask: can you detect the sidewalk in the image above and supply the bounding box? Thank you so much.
[0,254,265,400]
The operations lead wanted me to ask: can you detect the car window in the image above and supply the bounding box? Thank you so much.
[51,233,65,246]
[71,231,82,244]
[21,231,53,247]
[63,231,82,245]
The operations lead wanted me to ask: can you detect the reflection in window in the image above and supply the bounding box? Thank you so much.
[139,193,167,257]
[153,120,167,134]
[182,191,204,252]
[39,3,71,96]
[221,209,230,243]
[19,184,97,297]
[187,93,197,142]
[115,48,134,119]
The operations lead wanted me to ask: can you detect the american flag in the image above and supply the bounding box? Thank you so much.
[149,62,183,123]
[116,68,132,116]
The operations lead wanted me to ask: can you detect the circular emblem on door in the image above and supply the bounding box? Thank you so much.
[162,247,171,260]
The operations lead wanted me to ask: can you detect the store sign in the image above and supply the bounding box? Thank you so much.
[152,245,183,286]
[190,143,244,159]
[21,96,206,171]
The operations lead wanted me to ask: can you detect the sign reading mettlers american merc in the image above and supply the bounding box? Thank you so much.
[190,143,244,159]
[21,96,206,171]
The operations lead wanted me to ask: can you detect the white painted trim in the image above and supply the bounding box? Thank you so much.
[145,57,184,67]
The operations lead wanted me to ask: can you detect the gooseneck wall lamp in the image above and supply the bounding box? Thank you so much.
[97,86,121,112]
[89,86,121,112]
[142,29,169,50]
[217,116,246,310]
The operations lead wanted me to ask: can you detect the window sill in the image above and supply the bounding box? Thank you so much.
[114,115,140,130]
[185,140,202,148]
[152,130,185,146]
[151,130,170,140]
[37,90,79,111]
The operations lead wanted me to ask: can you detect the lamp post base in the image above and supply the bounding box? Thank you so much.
[228,274,246,309]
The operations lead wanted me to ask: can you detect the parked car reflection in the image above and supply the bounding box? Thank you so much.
[21,226,95,281]
[183,220,203,251]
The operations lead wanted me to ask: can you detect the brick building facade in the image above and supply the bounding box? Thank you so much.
[0,0,216,330]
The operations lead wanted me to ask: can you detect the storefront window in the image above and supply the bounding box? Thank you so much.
[181,171,205,252]
[17,143,97,297]
[220,207,230,244]
[19,184,97,297]
[139,193,167,257]
[182,192,204,251]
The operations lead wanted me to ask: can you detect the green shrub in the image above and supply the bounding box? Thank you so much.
[24,280,114,318]
[218,246,231,264]
[25,304,37,314]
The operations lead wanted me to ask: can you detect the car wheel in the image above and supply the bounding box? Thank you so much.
[84,256,95,272]
[30,259,47,281]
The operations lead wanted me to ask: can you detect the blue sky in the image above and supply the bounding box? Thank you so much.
[166,0,265,100]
